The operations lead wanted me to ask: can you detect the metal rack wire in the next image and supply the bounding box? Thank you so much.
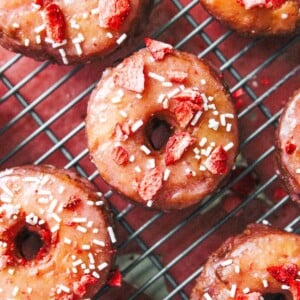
[0,0,300,299]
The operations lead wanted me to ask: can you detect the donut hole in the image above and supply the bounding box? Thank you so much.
[145,116,173,150]
[263,293,286,300]
[15,227,44,261]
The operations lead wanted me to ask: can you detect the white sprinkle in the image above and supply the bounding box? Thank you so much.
[51,212,61,223]
[148,72,165,82]
[281,13,288,19]
[147,159,156,169]
[203,292,213,300]
[234,265,240,274]
[262,279,269,288]
[296,168,300,174]
[243,287,250,294]
[262,219,271,225]
[48,199,58,213]
[136,93,143,99]
[35,34,42,44]
[107,226,117,243]
[221,259,233,267]
[26,213,39,225]
[201,146,213,157]
[129,155,136,163]
[72,267,78,274]
[34,24,46,33]
[134,166,142,173]
[8,269,15,275]
[162,98,169,109]
[91,7,100,14]
[27,287,32,294]
[72,259,83,267]
[53,40,67,48]
[88,253,95,264]
[95,200,104,206]
[116,33,127,45]
[157,94,166,104]
[163,169,171,181]
[226,123,232,132]
[70,19,80,30]
[74,43,83,56]
[167,87,181,99]
[229,284,237,298]
[58,186,65,194]
[92,271,100,279]
[190,111,203,126]
[106,32,113,38]
[131,120,143,132]
[77,225,87,233]
[72,217,88,223]
[140,145,151,155]
[87,200,94,206]
[93,239,105,247]
[87,221,93,228]
[213,111,219,116]
[208,118,220,131]
[199,165,206,171]
[82,244,91,250]
[64,238,72,245]
[147,200,153,207]
[119,110,128,118]
[208,104,216,110]
[98,262,108,271]
[51,224,60,233]
[83,269,90,274]
[93,228,99,234]
[24,38,30,47]
[200,79,207,85]
[199,137,208,147]
[60,285,70,293]
[12,286,19,296]
[281,284,290,290]
[224,142,234,152]
[162,81,173,87]
[82,12,89,19]
[12,22,20,29]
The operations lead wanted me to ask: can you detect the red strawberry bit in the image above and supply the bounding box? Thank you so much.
[113,55,145,93]
[73,275,98,297]
[165,132,196,165]
[144,38,174,61]
[112,146,129,165]
[285,141,297,154]
[63,195,82,210]
[237,292,262,300]
[167,70,188,83]
[114,122,132,141]
[108,269,123,287]
[290,280,300,299]
[98,0,130,30]
[267,263,299,284]
[138,168,163,201]
[33,0,44,6]
[205,146,228,175]
[172,88,203,107]
[172,102,195,128]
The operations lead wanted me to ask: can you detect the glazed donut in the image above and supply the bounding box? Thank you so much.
[86,39,239,210]
[276,89,300,204]
[200,0,300,36]
[0,165,116,299]
[191,223,300,299]
[0,0,153,64]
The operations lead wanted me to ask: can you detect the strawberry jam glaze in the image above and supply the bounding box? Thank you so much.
[86,39,239,210]
[0,165,116,299]
[0,0,153,64]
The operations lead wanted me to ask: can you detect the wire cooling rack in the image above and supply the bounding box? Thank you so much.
[0,0,300,299]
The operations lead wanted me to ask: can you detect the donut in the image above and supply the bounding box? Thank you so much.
[200,0,300,36]
[86,39,239,210]
[0,0,153,64]
[276,89,300,204]
[0,165,116,299]
[191,223,300,299]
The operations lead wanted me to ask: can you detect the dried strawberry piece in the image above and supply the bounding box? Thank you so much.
[113,55,145,93]
[266,0,286,8]
[112,146,129,165]
[73,275,98,297]
[98,0,130,30]
[205,146,228,175]
[290,280,300,299]
[172,102,195,128]
[172,88,203,108]
[44,3,66,43]
[114,122,132,141]
[285,141,297,154]
[165,132,196,165]
[108,269,123,287]
[138,168,163,201]
[63,195,82,209]
[167,70,188,83]
[267,263,298,284]
[144,38,174,61]
[237,292,262,300]
[33,0,44,6]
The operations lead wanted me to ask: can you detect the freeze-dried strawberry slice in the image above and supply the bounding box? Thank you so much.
[138,168,163,201]
[205,146,228,175]
[73,275,98,297]
[267,263,298,284]
[113,55,145,93]
[112,146,129,165]
[290,280,300,299]
[285,141,297,154]
[165,132,196,165]
[114,122,132,141]
[44,3,66,43]
[167,70,188,83]
[144,38,174,61]
[98,0,130,30]
[172,102,195,128]
[172,88,203,108]
[108,269,123,287]
[237,292,262,300]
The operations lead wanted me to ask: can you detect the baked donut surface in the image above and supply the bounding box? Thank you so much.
[277,89,300,204]
[0,165,115,299]
[191,223,300,299]
[86,39,239,210]
[0,0,153,64]
[200,0,300,36]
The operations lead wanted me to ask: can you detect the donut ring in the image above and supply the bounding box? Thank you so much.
[191,223,300,299]
[276,89,300,204]
[0,165,116,299]
[200,0,300,36]
[0,0,153,64]
[86,39,239,210]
